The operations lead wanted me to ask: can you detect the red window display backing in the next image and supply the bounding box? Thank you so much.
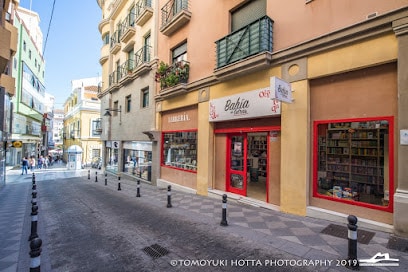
[313,117,394,212]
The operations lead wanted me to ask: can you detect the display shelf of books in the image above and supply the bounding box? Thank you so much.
[318,136,326,171]
[321,122,387,204]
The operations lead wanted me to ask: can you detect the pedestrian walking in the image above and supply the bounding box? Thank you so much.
[21,157,28,175]
[30,156,36,171]
[44,156,49,169]
[38,156,43,169]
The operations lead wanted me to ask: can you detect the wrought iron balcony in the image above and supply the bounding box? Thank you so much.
[110,29,121,54]
[215,16,274,72]
[135,45,151,67]
[155,60,190,90]
[160,0,191,36]
[135,0,153,26]
[121,12,136,43]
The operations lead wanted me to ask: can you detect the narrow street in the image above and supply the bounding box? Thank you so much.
[37,176,318,272]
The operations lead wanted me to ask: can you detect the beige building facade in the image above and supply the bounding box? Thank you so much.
[63,77,102,166]
[98,0,408,236]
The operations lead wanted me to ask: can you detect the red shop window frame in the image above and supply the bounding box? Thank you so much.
[312,116,394,212]
[161,129,198,173]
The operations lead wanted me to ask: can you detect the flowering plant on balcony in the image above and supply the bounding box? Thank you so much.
[155,60,190,89]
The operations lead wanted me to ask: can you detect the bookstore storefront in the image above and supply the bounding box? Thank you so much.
[160,106,198,189]
[311,63,397,223]
[210,87,281,204]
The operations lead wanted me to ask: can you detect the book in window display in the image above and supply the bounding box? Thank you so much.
[315,119,390,208]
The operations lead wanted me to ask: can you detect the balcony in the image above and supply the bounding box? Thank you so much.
[133,45,152,76]
[120,12,136,44]
[214,16,274,81]
[135,0,153,26]
[155,60,189,98]
[110,30,121,54]
[108,70,120,92]
[99,44,109,65]
[119,59,135,84]
[160,0,191,36]
[0,73,16,96]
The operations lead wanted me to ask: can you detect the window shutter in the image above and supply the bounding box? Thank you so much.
[231,0,266,32]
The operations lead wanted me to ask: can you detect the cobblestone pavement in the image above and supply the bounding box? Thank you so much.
[0,166,407,271]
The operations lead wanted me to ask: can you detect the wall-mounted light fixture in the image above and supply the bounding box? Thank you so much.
[104,105,122,125]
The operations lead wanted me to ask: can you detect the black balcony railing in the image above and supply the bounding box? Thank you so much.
[120,59,135,77]
[215,16,273,69]
[161,0,189,27]
[110,30,121,48]
[122,10,136,30]
[109,70,119,86]
[136,0,152,17]
[135,45,151,67]
[155,60,190,90]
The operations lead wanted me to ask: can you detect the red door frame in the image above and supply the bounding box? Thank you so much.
[216,125,281,200]
[226,133,248,196]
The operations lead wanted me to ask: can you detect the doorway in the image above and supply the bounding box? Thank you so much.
[226,132,268,201]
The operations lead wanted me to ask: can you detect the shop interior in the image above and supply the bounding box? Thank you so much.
[246,132,268,201]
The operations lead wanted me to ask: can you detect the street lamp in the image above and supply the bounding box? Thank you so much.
[104,105,122,125]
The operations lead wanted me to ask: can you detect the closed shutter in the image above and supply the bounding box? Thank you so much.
[231,0,266,32]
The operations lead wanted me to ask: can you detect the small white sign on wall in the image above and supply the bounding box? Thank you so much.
[400,130,408,145]
[271,76,293,104]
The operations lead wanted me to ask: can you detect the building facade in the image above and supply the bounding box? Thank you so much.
[63,77,102,166]
[98,0,408,236]
[97,0,158,183]
[8,6,46,166]
[52,108,64,151]
[0,0,18,186]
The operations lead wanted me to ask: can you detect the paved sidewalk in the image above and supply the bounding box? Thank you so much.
[1,166,407,271]
[91,172,408,271]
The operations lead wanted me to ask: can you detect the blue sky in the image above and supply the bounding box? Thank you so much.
[19,0,102,108]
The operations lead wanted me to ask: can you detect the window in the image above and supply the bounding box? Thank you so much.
[127,49,134,70]
[172,42,187,63]
[123,148,152,181]
[91,118,102,136]
[126,95,131,112]
[162,131,197,172]
[102,32,110,45]
[144,33,151,62]
[231,0,266,32]
[23,41,26,51]
[141,88,149,108]
[314,117,393,211]
[113,100,119,116]
[29,50,32,59]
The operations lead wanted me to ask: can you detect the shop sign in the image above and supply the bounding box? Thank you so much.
[209,87,280,122]
[270,76,292,104]
[106,141,120,148]
[123,141,152,151]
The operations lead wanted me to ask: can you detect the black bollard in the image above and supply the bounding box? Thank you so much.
[29,237,42,272]
[346,215,359,270]
[117,175,121,191]
[136,180,141,197]
[167,185,172,208]
[29,204,39,241]
[32,183,36,190]
[88,170,90,180]
[105,172,107,186]
[95,171,98,182]
[32,173,36,185]
[220,194,228,226]
[31,190,37,207]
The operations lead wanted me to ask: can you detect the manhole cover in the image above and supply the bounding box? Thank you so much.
[142,244,170,259]
[387,235,408,253]
[320,224,375,244]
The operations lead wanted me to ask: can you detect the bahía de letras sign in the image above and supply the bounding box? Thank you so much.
[209,87,281,122]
